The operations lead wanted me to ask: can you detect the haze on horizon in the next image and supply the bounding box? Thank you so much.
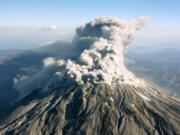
[0,0,180,50]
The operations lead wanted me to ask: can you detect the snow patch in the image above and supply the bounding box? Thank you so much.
[135,91,151,101]
[109,97,114,102]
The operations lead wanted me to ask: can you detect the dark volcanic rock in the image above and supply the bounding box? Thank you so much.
[0,83,180,135]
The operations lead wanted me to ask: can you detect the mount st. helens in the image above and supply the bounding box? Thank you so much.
[0,17,179,135]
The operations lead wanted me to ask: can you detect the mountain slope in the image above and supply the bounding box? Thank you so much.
[0,83,180,135]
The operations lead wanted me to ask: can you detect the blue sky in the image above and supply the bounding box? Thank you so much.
[0,0,180,28]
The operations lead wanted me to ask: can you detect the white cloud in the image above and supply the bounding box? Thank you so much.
[50,25,57,30]
[13,57,57,98]
[48,17,147,86]
[43,57,56,67]
[14,17,147,98]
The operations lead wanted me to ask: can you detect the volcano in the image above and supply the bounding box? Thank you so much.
[0,17,180,135]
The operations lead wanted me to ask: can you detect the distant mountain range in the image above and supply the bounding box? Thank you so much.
[0,27,74,49]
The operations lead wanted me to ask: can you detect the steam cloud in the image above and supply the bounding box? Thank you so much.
[14,17,147,96]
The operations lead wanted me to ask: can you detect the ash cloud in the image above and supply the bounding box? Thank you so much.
[14,57,57,98]
[14,17,147,97]
[48,17,148,86]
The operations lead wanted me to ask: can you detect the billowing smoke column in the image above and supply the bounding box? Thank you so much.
[14,17,147,98]
[47,17,148,87]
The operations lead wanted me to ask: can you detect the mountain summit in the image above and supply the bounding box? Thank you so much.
[0,17,180,135]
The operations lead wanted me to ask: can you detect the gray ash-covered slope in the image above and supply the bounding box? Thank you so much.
[0,83,180,135]
[0,17,180,135]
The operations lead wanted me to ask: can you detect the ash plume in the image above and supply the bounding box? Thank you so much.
[14,17,148,96]
[48,17,148,87]
[13,57,57,98]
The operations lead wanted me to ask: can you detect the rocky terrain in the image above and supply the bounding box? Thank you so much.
[0,83,180,135]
